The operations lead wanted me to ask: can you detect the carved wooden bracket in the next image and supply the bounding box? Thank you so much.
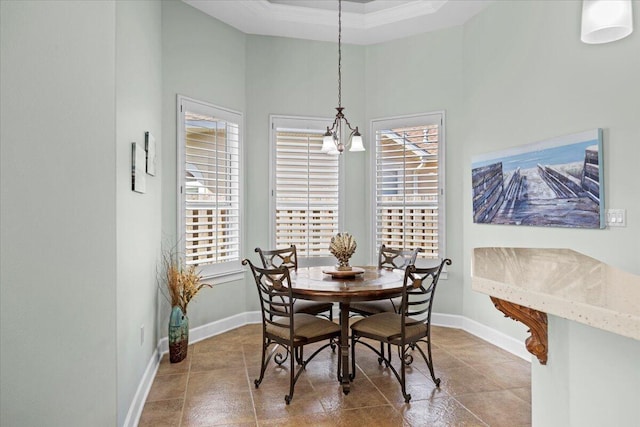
[490,296,548,365]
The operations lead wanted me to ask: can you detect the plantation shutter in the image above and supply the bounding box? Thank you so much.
[179,96,242,279]
[273,121,340,258]
[374,113,444,260]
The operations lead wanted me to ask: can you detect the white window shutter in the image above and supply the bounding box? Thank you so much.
[178,96,243,279]
[272,118,339,259]
[373,114,444,260]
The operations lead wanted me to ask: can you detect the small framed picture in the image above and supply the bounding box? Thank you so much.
[132,142,146,193]
[145,131,156,176]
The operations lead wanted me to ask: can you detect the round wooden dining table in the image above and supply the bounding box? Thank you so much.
[289,266,406,394]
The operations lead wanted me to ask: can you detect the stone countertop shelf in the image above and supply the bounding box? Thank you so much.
[471,247,640,342]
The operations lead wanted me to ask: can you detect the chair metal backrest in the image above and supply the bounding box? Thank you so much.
[378,244,422,270]
[400,259,452,332]
[255,245,298,272]
[243,259,295,334]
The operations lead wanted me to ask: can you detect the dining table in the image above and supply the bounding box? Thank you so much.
[289,265,406,394]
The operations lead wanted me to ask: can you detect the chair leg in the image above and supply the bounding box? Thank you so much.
[378,342,385,365]
[401,344,412,403]
[254,336,269,388]
[285,345,296,404]
[351,334,357,380]
[415,340,441,387]
[337,340,342,382]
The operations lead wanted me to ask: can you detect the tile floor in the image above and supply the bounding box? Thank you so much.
[140,324,531,426]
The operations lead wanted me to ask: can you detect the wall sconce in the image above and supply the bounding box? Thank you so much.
[581,0,634,44]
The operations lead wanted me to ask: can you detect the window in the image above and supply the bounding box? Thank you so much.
[372,112,445,262]
[270,116,341,265]
[177,96,243,280]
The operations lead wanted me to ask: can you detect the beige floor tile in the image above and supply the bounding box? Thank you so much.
[156,351,192,376]
[398,396,488,427]
[186,368,252,400]
[470,360,531,389]
[455,389,532,427]
[314,377,390,412]
[138,398,184,427]
[182,391,256,426]
[329,405,405,426]
[146,373,189,402]
[436,365,503,397]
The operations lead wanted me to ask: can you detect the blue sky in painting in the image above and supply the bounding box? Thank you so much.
[472,139,599,172]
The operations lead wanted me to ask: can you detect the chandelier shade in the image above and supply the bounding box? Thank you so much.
[322,0,364,155]
[581,0,634,44]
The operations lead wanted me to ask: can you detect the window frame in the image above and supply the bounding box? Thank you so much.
[177,95,244,283]
[269,115,345,267]
[369,111,446,269]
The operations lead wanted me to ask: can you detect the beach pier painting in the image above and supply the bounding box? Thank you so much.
[472,129,604,229]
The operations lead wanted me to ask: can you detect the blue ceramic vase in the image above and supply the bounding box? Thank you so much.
[168,306,189,363]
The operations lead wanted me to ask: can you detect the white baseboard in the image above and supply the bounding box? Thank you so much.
[127,310,529,426]
[122,348,160,427]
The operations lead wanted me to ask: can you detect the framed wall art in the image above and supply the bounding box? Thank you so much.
[132,142,146,194]
[145,131,156,176]
[471,129,604,229]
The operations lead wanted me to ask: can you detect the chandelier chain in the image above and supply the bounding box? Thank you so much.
[338,0,342,108]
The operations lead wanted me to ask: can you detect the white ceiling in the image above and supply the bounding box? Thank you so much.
[182,0,493,45]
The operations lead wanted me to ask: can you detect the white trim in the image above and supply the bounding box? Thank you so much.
[122,348,160,427]
[129,310,528,425]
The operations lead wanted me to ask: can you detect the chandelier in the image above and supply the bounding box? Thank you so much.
[321,0,365,155]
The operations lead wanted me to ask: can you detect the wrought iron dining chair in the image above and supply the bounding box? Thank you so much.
[349,245,422,317]
[350,258,451,403]
[256,245,334,320]
[243,259,340,404]
[349,245,421,361]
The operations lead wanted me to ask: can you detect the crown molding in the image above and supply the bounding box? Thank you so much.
[183,0,493,45]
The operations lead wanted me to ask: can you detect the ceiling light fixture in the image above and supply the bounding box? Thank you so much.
[321,0,365,155]
[581,0,634,44]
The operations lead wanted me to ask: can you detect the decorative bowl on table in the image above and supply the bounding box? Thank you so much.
[322,266,365,278]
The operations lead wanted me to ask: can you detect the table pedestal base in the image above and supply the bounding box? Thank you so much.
[338,302,351,394]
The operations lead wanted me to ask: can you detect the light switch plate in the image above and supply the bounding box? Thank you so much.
[605,209,626,227]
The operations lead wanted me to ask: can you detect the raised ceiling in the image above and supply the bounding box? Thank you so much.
[183,0,493,45]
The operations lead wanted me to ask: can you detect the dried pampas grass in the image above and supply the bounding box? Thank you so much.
[160,249,211,315]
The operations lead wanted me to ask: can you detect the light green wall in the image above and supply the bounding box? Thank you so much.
[461,1,640,425]
[0,1,118,425]
[161,0,248,328]
[533,316,640,426]
[115,1,163,425]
